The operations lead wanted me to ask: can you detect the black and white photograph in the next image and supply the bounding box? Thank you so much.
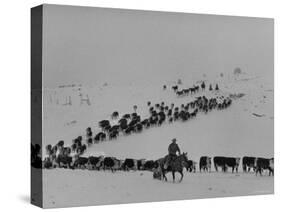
[30,4,274,209]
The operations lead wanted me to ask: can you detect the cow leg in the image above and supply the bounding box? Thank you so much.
[243,164,246,172]
[269,168,273,176]
[256,168,262,176]
[214,164,218,172]
[179,171,184,182]
[69,163,74,170]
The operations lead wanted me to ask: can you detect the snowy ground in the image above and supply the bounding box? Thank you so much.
[41,72,274,208]
[43,169,273,208]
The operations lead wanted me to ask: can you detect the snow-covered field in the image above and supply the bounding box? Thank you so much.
[41,72,274,208]
[43,169,273,208]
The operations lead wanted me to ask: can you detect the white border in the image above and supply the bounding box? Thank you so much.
[0,0,279,211]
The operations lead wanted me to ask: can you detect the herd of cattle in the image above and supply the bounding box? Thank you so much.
[31,143,274,177]
[83,82,231,145]
[30,81,273,178]
[198,156,274,176]
[170,82,219,97]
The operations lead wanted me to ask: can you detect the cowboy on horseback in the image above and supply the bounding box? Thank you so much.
[164,138,181,169]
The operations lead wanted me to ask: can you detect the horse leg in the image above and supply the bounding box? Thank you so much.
[172,171,175,183]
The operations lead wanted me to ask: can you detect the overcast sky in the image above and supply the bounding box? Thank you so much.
[42,4,273,88]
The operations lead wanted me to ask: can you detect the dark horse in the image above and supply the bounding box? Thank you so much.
[160,152,189,183]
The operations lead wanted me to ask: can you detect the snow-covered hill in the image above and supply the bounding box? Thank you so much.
[41,72,274,208]
[42,73,273,162]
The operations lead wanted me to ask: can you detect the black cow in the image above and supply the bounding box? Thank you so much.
[88,156,102,170]
[43,157,53,169]
[76,144,87,155]
[99,120,110,129]
[176,90,184,96]
[109,131,119,139]
[184,160,196,172]
[56,154,73,169]
[255,158,274,176]
[124,126,134,135]
[242,156,256,172]
[137,159,146,170]
[57,140,64,147]
[111,111,119,119]
[122,114,131,119]
[87,138,93,145]
[109,125,119,132]
[225,157,240,173]
[143,160,157,171]
[135,123,143,132]
[86,130,93,137]
[122,158,136,171]
[172,85,178,92]
[73,156,88,169]
[94,132,106,143]
[199,156,211,172]
[119,120,128,131]
[201,82,206,90]
[214,156,240,173]
[101,157,117,172]
[214,156,226,172]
